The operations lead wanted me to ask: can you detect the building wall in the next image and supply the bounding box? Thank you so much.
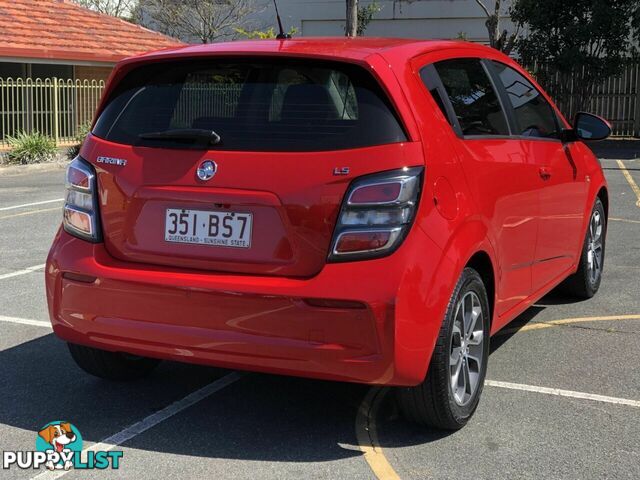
[0,61,113,82]
[0,62,73,80]
[74,65,112,83]
[257,0,513,42]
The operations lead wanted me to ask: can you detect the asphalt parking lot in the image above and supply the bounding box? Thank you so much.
[0,144,639,479]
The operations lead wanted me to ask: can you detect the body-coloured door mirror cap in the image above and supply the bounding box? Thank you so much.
[562,112,612,142]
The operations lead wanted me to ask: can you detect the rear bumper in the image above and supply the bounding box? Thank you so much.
[46,227,446,386]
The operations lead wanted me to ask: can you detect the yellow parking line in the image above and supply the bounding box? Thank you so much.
[354,314,640,479]
[0,206,60,220]
[354,314,640,480]
[496,314,640,336]
[616,159,640,208]
[355,387,402,480]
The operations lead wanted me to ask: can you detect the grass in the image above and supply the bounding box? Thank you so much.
[65,122,92,160]
[3,131,58,165]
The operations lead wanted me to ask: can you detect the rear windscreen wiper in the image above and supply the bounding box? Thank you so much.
[138,129,221,146]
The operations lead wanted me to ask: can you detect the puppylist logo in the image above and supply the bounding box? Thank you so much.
[2,421,123,471]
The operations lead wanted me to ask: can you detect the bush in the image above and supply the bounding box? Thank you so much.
[66,122,92,159]
[5,131,57,165]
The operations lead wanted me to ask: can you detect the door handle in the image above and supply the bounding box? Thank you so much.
[539,167,552,181]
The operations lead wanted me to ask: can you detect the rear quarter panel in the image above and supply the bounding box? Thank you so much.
[382,49,502,380]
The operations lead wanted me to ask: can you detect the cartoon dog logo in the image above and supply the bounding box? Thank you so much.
[38,422,77,470]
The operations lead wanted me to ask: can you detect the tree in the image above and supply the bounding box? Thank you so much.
[346,0,381,37]
[73,0,137,20]
[357,1,381,36]
[473,0,518,54]
[140,0,257,44]
[345,0,358,37]
[511,0,640,111]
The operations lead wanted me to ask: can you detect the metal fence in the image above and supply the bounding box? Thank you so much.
[1,66,639,150]
[530,61,640,137]
[0,77,105,148]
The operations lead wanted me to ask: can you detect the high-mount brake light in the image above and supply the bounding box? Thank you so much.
[63,157,101,242]
[329,167,423,261]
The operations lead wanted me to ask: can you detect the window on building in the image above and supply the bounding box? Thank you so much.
[30,64,73,80]
[0,62,25,79]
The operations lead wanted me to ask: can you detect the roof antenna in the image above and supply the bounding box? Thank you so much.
[272,0,292,39]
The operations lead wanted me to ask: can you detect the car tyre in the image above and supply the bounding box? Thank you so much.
[559,197,606,299]
[67,343,160,381]
[397,267,490,430]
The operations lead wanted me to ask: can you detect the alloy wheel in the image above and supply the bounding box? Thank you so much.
[449,291,484,406]
[587,210,604,286]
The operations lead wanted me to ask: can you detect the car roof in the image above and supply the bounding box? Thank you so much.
[124,37,496,65]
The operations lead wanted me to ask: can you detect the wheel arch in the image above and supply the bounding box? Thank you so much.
[441,218,498,328]
[597,186,609,220]
[393,219,498,386]
[465,251,495,327]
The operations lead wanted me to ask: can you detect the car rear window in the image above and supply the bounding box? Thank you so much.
[92,58,407,151]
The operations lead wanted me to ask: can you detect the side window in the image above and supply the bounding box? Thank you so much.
[491,61,560,139]
[419,64,461,136]
[434,58,509,136]
[419,68,449,120]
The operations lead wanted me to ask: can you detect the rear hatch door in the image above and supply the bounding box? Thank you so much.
[86,56,419,277]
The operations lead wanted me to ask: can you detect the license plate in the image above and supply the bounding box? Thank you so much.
[165,209,252,248]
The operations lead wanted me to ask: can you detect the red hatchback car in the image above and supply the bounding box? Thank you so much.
[46,38,610,429]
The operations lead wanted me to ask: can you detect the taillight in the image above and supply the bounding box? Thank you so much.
[63,157,101,242]
[328,167,423,261]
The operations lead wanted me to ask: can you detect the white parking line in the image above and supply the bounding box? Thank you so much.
[0,206,61,221]
[0,198,64,211]
[0,264,46,280]
[0,315,52,328]
[30,372,244,480]
[486,380,640,408]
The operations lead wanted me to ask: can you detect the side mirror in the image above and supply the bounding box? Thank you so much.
[572,112,612,141]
